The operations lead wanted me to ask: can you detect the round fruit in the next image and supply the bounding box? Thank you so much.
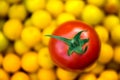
[65,0,85,17]
[21,51,39,73]
[81,4,104,25]
[8,4,27,21]
[21,26,41,47]
[98,42,113,64]
[3,19,23,40]
[3,53,21,73]
[46,0,64,17]
[99,69,118,80]
[103,15,120,31]
[0,0,9,17]
[47,21,101,71]
[94,25,109,42]
[31,10,52,29]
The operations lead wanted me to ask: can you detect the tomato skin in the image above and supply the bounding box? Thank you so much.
[48,21,101,71]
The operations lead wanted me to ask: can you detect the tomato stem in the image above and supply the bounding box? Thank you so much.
[46,31,89,56]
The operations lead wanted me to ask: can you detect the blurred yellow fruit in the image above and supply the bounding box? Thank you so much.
[38,47,55,69]
[87,0,106,7]
[0,68,9,80]
[46,0,64,17]
[65,0,85,17]
[3,19,23,40]
[111,24,120,44]
[8,4,27,21]
[11,71,30,80]
[42,21,57,45]
[37,69,57,80]
[91,62,105,74]
[78,73,97,80]
[105,0,119,13]
[0,54,3,66]
[14,40,30,55]
[21,26,41,47]
[56,68,79,80]
[103,15,120,31]
[3,53,21,73]
[99,69,118,80]
[24,0,45,12]
[21,51,39,73]
[31,10,52,29]
[98,43,114,64]
[94,25,109,42]
[0,31,9,52]
[113,46,120,63]
[81,4,104,25]
[56,12,76,25]
[0,0,9,17]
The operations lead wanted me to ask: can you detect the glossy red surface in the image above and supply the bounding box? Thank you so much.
[48,21,101,71]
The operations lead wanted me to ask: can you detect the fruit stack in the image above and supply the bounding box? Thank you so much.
[0,0,120,80]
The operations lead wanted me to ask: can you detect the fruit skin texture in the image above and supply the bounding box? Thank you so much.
[48,21,101,71]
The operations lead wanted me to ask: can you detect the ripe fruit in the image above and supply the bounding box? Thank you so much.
[3,53,21,73]
[24,0,45,12]
[21,26,41,47]
[94,25,109,42]
[21,51,39,73]
[111,24,120,44]
[38,47,55,69]
[0,0,9,17]
[81,4,104,25]
[56,68,79,80]
[103,15,120,31]
[31,10,52,29]
[98,43,114,64]
[48,21,101,71]
[65,0,85,17]
[99,70,118,80]
[46,0,64,17]
[8,4,27,21]
[3,19,23,40]
[14,40,30,55]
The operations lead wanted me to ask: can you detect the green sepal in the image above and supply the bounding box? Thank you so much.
[46,31,89,56]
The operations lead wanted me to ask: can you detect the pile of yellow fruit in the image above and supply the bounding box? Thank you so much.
[0,0,120,80]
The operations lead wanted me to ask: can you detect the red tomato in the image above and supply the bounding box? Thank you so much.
[47,21,101,71]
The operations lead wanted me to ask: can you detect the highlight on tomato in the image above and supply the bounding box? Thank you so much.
[46,20,101,71]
